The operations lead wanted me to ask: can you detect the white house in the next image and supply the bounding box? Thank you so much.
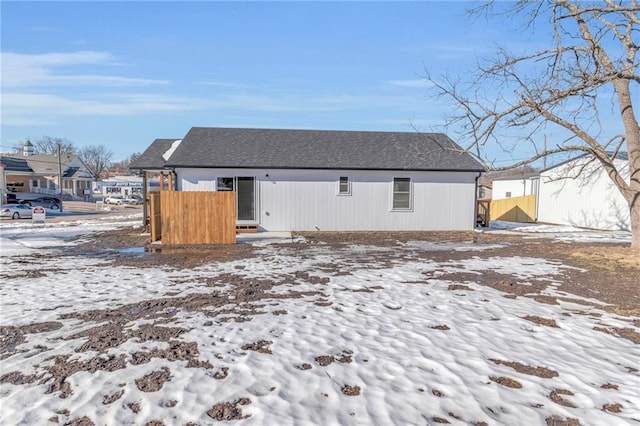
[132,127,485,232]
[491,173,539,200]
[537,154,630,231]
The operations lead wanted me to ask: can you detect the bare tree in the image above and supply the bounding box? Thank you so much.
[33,136,76,155]
[78,145,113,179]
[110,152,141,175]
[429,0,640,247]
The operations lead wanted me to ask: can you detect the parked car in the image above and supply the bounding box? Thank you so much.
[123,196,142,205]
[1,204,33,219]
[19,197,60,210]
[5,193,19,204]
[104,195,128,205]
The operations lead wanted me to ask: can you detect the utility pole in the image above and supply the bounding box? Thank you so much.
[58,142,64,212]
[543,135,547,170]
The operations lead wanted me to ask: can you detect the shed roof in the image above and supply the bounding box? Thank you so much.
[130,139,180,170]
[540,151,628,173]
[161,127,484,172]
[492,172,539,181]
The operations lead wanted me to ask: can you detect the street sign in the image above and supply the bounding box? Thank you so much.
[32,206,46,224]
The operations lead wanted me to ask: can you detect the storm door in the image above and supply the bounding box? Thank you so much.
[236,177,256,221]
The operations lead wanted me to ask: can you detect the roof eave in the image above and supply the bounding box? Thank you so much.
[166,164,485,173]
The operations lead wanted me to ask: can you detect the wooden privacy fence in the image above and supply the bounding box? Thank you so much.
[149,191,236,245]
[149,191,162,242]
[490,194,537,223]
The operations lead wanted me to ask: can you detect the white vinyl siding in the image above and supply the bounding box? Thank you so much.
[537,158,629,230]
[176,168,478,232]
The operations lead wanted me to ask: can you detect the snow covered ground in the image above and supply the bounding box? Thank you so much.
[0,217,638,425]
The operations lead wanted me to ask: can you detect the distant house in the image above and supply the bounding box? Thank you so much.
[1,142,95,199]
[537,154,630,231]
[132,127,484,232]
[491,173,540,200]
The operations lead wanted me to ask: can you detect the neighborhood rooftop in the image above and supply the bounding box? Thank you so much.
[130,138,180,171]
[134,127,484,172]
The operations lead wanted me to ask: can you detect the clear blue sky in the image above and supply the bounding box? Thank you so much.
[1,1,560,162]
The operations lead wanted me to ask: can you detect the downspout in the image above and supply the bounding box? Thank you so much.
[142,171,148,232]
[474,173,480,228]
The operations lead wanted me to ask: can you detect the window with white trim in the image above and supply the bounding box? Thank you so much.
[338,176,351,195]
[392,177,411,210]
[217,177,234,191]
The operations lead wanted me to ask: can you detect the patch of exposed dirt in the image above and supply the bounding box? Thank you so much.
[63,416,95,426]
[213,367,229,379]
[490,376,523,388]
[431,325,450,330]
[127,402,141,413]
[0,322,63,357]
[490,359,559,378]
[523,316,560,328]
[315,355,335,366]
[593,326,640,344]
[0,370,42,385]
[130,340,211,368]
[241,340,273,354]
[570,247,640,270]
[41,353,128,398]
[601,383,619,390]
[102,389,124,404]
[545,416,582,426]
[135,367,172,392]
[206,398,251,421]
[448,284,474,291]
[548,389,576,407]
[602,402,623,413]
[341,384,361,396]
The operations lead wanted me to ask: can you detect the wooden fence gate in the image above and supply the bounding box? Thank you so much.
[149,191,236,245]
[490,194,537,223]
[149,191,162,242]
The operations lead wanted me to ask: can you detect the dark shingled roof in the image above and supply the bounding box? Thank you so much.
[162,127,484,172]
[130,138,180,170]
[0,156,33,173]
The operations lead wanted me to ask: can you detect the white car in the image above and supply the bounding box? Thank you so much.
[123,196,142,205]
[104,195,128,205]
[1,204,33,219]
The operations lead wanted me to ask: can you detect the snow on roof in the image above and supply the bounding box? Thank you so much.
[162,139,182,161]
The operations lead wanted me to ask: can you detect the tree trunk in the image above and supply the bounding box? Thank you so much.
[631,195,640,248]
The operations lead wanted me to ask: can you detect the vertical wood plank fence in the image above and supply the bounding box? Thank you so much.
[149,191,162,242]
[158,191,236,245]
[490,194,537,223]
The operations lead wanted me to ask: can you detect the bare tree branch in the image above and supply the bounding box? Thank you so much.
[427,0,640,246]
[78,145,113,179]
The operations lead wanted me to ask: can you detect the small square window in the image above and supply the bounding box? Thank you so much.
[217,177,234,191]
[506,191,512,198]
[338,176,351,195]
